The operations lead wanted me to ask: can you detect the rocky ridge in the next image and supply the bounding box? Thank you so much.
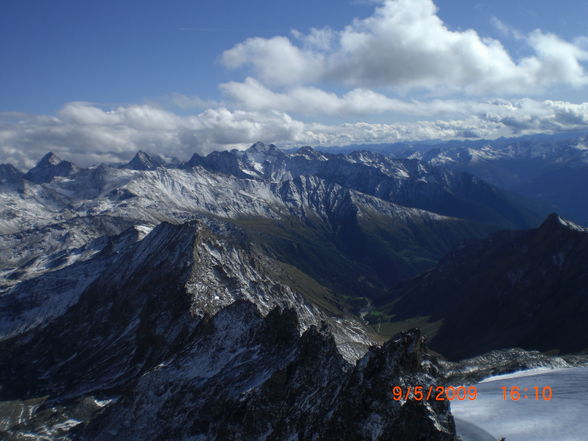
[384,213,588,359]
[0,219,457,441]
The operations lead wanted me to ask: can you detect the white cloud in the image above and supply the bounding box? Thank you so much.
[0,103,307,168]
[3,99,588,169]
[524,31,588,88]
[221,0,588,96]
[491,17,524,41]
[220,77,588,127]
[484,99,588,133]
[220,36,324,88]
[220,77,533,117]
[221,77,424,116]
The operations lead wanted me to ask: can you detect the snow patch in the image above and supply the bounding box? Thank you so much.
[452,367,588,441]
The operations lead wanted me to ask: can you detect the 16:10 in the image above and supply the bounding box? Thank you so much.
[500,386,553,401]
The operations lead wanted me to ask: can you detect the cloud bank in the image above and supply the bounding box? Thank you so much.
[3,99,588,169]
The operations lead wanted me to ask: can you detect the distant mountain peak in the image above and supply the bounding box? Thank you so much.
[297,146,315,154]
[124,150,166,170]
[0,163,23,185]
[540,213,587,233]
[246,142,278,153]
[294,145,327,160]
[543,212,563,224]
[24,152,79,183]
[39,151,62,166]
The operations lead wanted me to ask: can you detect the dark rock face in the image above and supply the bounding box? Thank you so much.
[386,213,588,360]
[0,164,23,185]
[321,330,456,441]
[0,222,202,401]
[75,313,455,441]
[23,152,80,183]
[0,220,457,441]
[124,151,167,170]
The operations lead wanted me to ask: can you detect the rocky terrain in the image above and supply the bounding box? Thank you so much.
[0,219,457,441]
[0,142,573,440]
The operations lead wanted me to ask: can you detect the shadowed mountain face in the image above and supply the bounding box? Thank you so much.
[23,152,80,184]
[0,219,457,441]
[405,136,588,226]
[383,214,588,360]
[76,315,456,441]
[0,164,23,185]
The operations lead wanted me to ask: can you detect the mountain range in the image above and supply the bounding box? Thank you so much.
[1,141,585,440]
[312,132,588,226]
[0,143,547,299]
[391,133,588,226]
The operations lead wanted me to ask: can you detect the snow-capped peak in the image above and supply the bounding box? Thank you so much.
[124,150,166,170]
[246,142,278,154]
[39,151,63,166]
[23,152,80,183]
[293,146,328,161]
[551,213,587,232]
[540,213,588,233]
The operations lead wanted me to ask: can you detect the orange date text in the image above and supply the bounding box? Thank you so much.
[390,386,478,401]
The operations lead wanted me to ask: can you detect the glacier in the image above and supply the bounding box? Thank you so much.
[452,366,588,441]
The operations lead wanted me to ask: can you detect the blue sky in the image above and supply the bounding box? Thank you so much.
[2,0,588,166]
[2,0,375,113]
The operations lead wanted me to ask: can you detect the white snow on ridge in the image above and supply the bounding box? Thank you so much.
[452,366,588,441]
[556,216,587,233]
[479,367,564,383]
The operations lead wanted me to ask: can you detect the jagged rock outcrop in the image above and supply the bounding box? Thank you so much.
[73,312,456,441]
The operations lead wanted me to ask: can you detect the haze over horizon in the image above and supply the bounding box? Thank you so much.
[3,0,588,167]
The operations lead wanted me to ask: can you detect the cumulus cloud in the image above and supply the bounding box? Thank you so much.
[221,0,588,96]
[484,99,588,133]
[222,77,571,118]
[220,77,428,116]
[4,0,588,169]
[3,99,588,169]
[0,103,308,168]
[221,36,325,88]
